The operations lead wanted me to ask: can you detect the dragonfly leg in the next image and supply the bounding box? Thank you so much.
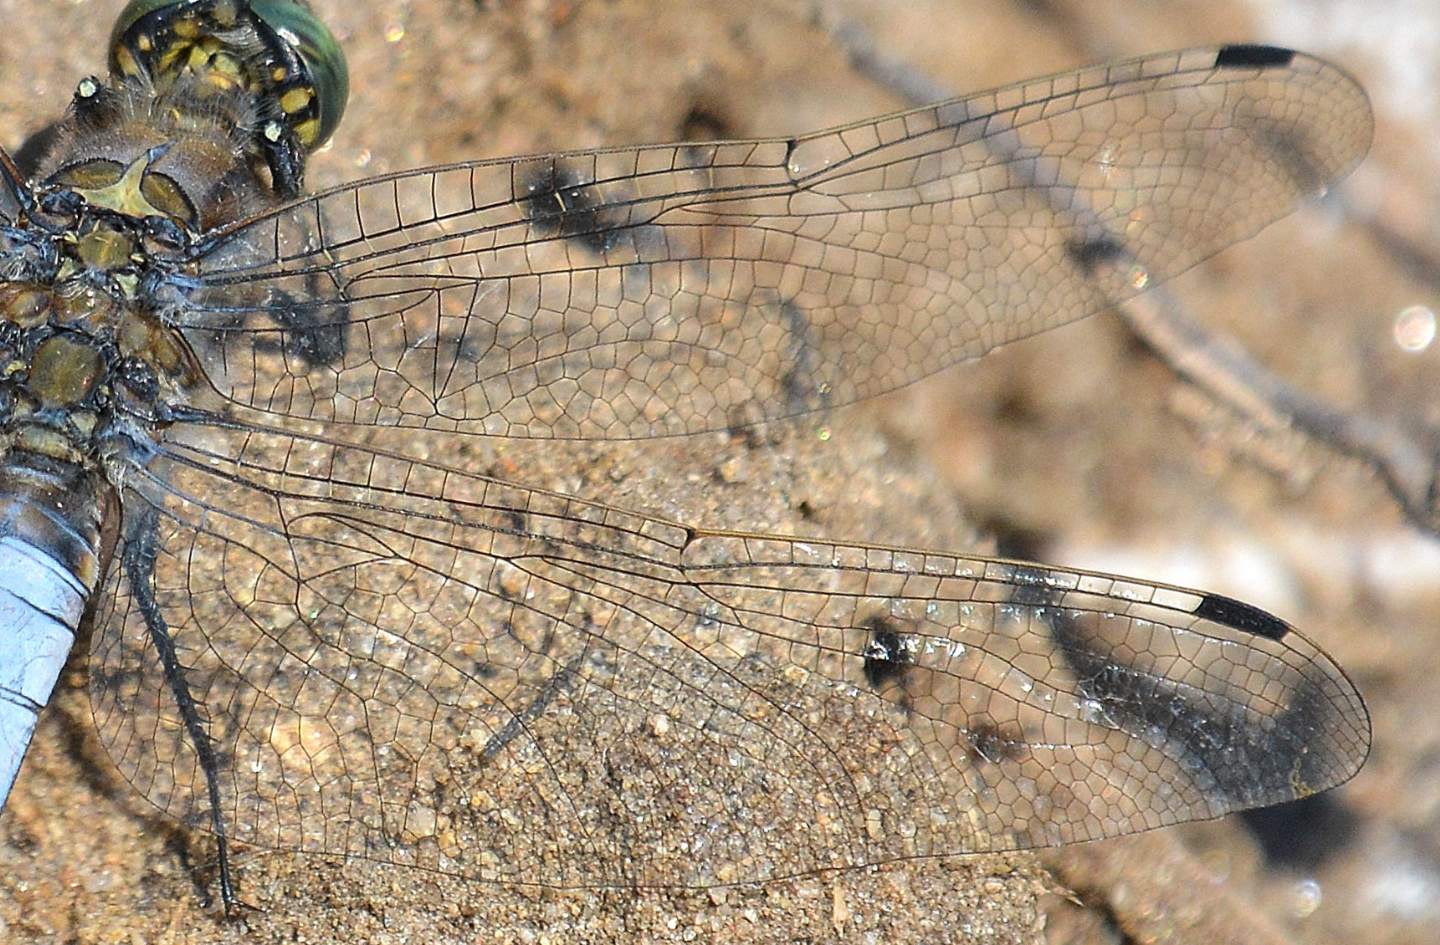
[122,507,243,915]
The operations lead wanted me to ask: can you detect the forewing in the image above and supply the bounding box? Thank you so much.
[88,419,1369,883]
[177,46,1372,439]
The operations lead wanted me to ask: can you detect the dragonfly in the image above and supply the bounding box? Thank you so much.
[0,0,1372,914]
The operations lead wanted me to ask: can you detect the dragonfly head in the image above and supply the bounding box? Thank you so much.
[107,1,350,158]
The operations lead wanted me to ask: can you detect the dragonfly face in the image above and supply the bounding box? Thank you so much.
[0,0,1372,915]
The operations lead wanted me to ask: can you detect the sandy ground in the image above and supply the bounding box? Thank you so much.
[0,1,1436,943]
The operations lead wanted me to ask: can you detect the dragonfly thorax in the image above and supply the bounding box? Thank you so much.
[29,76,286,232]
[0,202,192,477]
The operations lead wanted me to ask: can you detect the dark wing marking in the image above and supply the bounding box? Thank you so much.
[176,46,1372,439]
[860,616,914,691]
[1214,45,1296,69]
[1193,593,1291,641]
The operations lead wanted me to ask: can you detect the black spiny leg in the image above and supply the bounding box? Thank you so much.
[261,121,308,198]
[123,507,244,915]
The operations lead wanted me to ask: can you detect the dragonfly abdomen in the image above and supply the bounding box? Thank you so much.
[0,450,109,807]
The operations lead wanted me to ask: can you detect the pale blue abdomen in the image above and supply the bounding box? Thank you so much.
[0,453,108,807]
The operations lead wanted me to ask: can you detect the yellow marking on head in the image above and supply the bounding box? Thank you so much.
[114,44,141,77]
[156,44,185,74]
[280,86,314,114]
[293,117,321,146]
[213,51,243,78]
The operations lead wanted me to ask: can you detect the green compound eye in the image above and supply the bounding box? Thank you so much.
[108,1,349,151]
[107,0,179,42]
[249,1,349,149]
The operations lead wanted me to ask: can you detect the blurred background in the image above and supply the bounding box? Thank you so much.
[0,1,1434,942]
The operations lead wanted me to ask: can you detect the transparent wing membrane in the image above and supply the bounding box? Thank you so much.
[181,47,1372,438]
[84,45,1373,885]
[91,421,1367,883]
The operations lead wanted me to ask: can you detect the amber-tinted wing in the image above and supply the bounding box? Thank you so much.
[88,419,1368,883]
[177,46,1371,439]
